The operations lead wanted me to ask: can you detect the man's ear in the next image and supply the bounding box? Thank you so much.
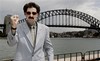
[24,12,26,15]
[37,13,40,16]
[35,13,39,18]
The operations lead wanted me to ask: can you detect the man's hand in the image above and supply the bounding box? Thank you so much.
[10,15,19,28]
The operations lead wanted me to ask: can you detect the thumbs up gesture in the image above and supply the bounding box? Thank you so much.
[10,15,19,28]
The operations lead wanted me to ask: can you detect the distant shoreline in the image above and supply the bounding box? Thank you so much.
[0,37,7,39]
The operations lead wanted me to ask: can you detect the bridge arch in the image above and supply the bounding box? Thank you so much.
[38,9,100,29]
[1,8,100,36]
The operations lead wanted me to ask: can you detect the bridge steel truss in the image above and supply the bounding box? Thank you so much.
[38,9,100,30]
[0,9,100,30]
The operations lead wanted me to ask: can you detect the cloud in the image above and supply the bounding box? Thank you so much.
[0,0,25,23]
[34,0,90,11]
[75,0,100,20]
[0,0,100,27]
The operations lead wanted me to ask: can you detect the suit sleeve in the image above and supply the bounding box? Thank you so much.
[7,29,19,46]
[44,27,54,61]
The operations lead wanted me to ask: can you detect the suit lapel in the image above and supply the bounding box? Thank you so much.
[22,21,33,46]
[22,22,43,47]
[35,23,43,46]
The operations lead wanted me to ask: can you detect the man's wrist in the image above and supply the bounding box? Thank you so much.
[11,27,17,30]
[11,27,17,36]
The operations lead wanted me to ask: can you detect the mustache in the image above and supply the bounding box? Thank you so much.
[28,17,34,19]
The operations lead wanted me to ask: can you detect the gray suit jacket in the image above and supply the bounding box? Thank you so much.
[7,19,54,61]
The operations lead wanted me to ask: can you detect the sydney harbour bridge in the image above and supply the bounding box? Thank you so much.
[1,9,100,61]
[0,8,100,34]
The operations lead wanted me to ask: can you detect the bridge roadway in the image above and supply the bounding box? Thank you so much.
[0,23,100,30]
[0,24,5,29]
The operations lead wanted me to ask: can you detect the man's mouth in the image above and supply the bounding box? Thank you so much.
[29,17,34,19]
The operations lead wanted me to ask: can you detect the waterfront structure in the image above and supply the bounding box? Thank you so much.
[3,15,11,35]
[0,8,100,36]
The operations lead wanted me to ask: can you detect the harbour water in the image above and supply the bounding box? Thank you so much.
[0,38,100,60]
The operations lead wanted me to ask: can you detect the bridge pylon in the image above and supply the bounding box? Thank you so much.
[3,15,12,36]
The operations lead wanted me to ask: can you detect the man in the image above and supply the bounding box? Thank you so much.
[7,2,54,61]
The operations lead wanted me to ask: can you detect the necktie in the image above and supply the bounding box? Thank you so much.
[31,26,35,46]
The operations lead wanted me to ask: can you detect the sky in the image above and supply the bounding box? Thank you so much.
[0,0,100,32]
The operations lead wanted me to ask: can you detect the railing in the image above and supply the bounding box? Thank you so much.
[84,50,100,61]
[2,50,100,61]
[54,52,82,61]
[54,50,100,61]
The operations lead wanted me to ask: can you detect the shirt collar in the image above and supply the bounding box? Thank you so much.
[26,19,36,29]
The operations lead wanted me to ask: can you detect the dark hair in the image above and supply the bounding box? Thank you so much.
[23,2,40,13]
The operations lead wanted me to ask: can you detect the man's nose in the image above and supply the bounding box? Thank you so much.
[30,13,33,17]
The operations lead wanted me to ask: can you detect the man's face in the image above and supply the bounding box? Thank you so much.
[25,7,38,26]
